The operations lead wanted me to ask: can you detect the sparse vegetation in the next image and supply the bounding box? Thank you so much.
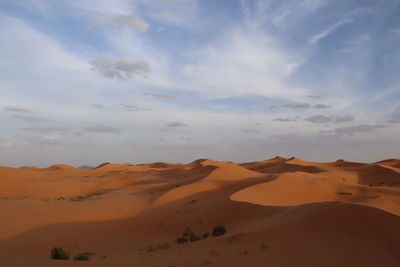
[74,253,90,261]
[72,195,88,201]
[211,225,226,237]
[147,241,170,252]
[176,225,227,244]
[50,247,70,260]
[176,236,188,244]
[190,232,201,242]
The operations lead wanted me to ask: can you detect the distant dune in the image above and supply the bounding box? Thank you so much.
[0,157,399,266]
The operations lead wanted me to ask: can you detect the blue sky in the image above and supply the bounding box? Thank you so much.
[0,0,399,167]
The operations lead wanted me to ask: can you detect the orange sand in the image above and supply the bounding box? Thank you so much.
[0,157,399,266]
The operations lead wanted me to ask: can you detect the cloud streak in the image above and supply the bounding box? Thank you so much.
[89,58,151,80]
[273,117,297,122]
[308,19,352,45]
[283,103,311,109]
[322,124,387,136]
[95,14,150,32]
[166,121,188,127]
[21,126,71,133]
[314,104,330,109]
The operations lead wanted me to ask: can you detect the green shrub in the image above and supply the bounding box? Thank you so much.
[50,247,70,260]
[211,225,226,237]
[189,232,201,242]
[74,253,90,261]
[202,232,210,239]
[176,236,188,244]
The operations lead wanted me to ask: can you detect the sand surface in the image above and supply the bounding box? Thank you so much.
[0,158,399,266]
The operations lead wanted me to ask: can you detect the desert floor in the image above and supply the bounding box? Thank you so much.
[0,157,399,266]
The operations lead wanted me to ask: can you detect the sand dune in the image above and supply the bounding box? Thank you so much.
[375,159,400,169]
[0,157,399,266]
[231,171,400,215]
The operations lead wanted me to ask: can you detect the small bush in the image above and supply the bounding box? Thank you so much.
[211,225,226,237]
[176,236,188,244]
[50,247,70,260]
[74,253,90,261]
[202,232,210,239]
[147,241,170,252]
[189,232,201,242]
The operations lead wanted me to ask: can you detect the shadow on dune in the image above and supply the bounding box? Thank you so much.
[241,161,323,174]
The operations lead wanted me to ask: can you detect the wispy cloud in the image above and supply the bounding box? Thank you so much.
[21,126,71,133]
[3,106,32,113]
[305,115,354,124]
[89,58,151,80]
[11,113,49,122]
[307,95,322,99]
[304,115,332,123]
[314,104,330,109]
[121,104,152,112]
[308,19,352,45]
[94,14,150,32]
[322,124,387,136]
[283,103,311,109]
[91,104,105,109]
[273,117,297,122]
[333,115,354,123]
[143,93,177,101]
[166,121,188,127]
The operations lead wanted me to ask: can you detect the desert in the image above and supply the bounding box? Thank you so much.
[0,157,399,266]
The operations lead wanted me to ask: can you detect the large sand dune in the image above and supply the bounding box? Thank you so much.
[0,157,399,266]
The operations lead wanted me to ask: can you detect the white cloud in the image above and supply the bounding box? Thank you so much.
[89,58,151,80]
[180,28,305,99]
[95,14,150,32]
[308,20,352,45]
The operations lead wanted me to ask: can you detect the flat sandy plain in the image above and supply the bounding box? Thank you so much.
[0,157,399,266]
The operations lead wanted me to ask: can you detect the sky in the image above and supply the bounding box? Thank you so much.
[0,0,399,167]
